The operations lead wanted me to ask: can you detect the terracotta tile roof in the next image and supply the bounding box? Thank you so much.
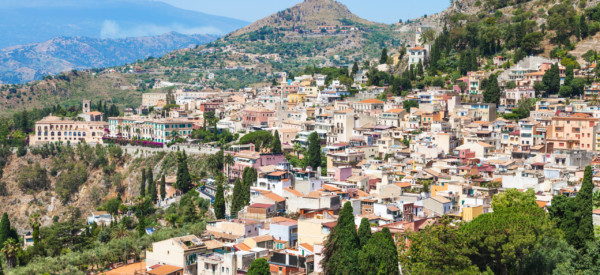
[261,191,286,202]
[358,99,384,104]
[249,203,274,209]
[148,265,183,275]
[409,46,425,50]
[385,108,406,113]
[251,235,273,243]
[283,187,304,197]
[323,184,342,191]
[300,243,314,252]
[235,243,251,251]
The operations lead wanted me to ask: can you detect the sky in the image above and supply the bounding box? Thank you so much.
[157,0,451,24]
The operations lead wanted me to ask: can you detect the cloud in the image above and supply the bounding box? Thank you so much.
[100,20,120,39]
[100,20,222,39]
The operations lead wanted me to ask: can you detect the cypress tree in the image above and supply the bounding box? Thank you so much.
[380,48,388,64]
[175,151,192,193]
[574,165,594,249]
[241,168,257,205]
[147,168,157,202]
[565,64,574,87]
[358,217,372,247]
[483,74,501,104]
[0,213,17,249]
[214,183,226,219]
[271,130,282,154]
[358,227,399,275]
[140,169,146,197]
[307,132,321,171]
[352,62,359,76]
[323,202,360,274]
[231,178,243,217]
[160,174,166,201]
[581,15,589,39]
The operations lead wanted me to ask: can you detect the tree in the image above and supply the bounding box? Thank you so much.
[357,218,371,248]
[581,14,589,39]
[175,152,192,193]
[271,130,282,154]
[224,154,235,180]
[401,216,477,274]
[18,163,50,193]
[230,178,243,217]
[403,99,419,112]
[483,74,501,104]
[380,48,388,64]
[106,198,121,218]
[241,167,257,205]
[307,132,321,171]
[0,213,17,250]
[521,32,543,54]
[358,227,398,275]
[147,167,157,202]
[565,64,574,87]
[542,63,560,95]
[247,258,270,275]
[462,189,560,274]
[160,174,166,201]
[140,168,146,198]
[1,238,20,270]
[573,166,595,248]
[352,62,359,76]
[323,202,359,274]
[214,183,226,219]
[239,131,273,152]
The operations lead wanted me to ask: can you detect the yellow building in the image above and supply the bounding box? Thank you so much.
[288,93,307,103]
[297,216,337,246]
[462,205,483,221]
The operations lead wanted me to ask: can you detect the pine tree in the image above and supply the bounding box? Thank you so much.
[358,217,372,247]
[175,152,192,193]
[140,169,146,198]
[307,132,321,171]
[271,130,282,154]
[483,74,501,104]
[214,183,226,219]
[147,168,157,202]
[323,202,360,274]
[380,48,388,64]
[160,174,166,201]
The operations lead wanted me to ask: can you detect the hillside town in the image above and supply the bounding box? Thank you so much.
[23,32,600,274]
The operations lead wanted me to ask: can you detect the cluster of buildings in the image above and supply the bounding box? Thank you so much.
[28,36,600,274]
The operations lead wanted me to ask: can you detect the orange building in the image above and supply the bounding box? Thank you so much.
[547,113,600,152]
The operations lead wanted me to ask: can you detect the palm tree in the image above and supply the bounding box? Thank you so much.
[111,222,128,239]
[224,154,235,180]
[206,155,220,176]
[293,142,303,157]
[1,238,20,270]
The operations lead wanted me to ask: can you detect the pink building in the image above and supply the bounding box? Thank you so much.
[229,150,286,179]
[242,107,275,128]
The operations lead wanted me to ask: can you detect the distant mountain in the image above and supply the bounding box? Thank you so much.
[230,0,377,36]
[0,0,248,48]
[0,32,217,84]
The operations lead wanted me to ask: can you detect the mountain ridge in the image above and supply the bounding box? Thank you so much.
[0,32,218,84]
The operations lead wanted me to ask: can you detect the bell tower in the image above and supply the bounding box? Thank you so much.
[82,100,91,113]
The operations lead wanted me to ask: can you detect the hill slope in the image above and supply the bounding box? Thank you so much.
[0,0,248,48]
[230,0,377,36]
[0,32,217,84]
[0,0,406,113]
